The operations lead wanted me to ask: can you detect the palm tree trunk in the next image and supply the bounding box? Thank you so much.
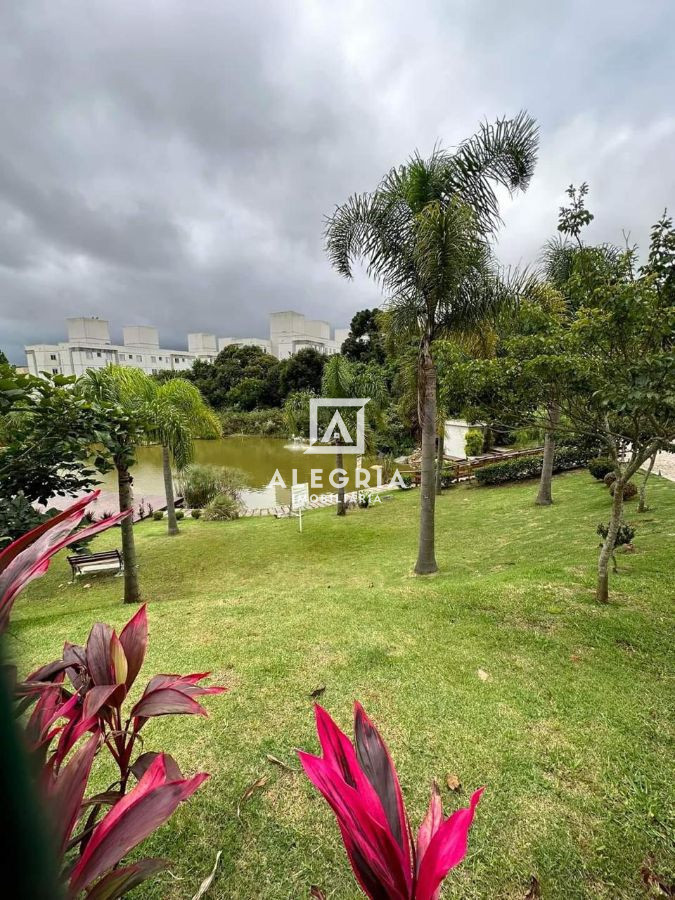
[415,342,438,575]
[116,459,141,604]
[597,479,623,603]
[536,402,560,506]
[336,449,346,516]
[162,444,179,535]
[638,451,656,513]
[435,428,445,495]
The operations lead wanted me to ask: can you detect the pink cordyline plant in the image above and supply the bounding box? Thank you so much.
[298,703,484,899]
[2,492,225,898]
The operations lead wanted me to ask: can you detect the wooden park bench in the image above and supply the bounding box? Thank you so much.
[67,549,124,582]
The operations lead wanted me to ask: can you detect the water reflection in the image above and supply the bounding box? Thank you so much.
[96,436,370,510]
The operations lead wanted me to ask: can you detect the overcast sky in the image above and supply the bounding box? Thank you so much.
[1,0,674,362]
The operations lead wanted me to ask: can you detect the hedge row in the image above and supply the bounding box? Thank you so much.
[220,407,287,436]
[474,447,589,486]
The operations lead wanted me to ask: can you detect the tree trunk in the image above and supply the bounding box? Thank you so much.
[336,449,345,516]
[535,402,560,506]
[117,461,141,604]
[596,479,624,603]
[435,429,445,496]
[415,343,438,575]
[638,452,657,513]
[162,444,179,535]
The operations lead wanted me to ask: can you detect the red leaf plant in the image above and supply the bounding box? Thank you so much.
[4,494,226,897]
[298,703,484,900]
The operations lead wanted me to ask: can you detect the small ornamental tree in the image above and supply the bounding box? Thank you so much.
[1,492,225,897]
[461,202,675,603]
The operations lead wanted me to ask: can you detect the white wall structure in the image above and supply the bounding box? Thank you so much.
[25,317,216,378]
[443,419,485,459]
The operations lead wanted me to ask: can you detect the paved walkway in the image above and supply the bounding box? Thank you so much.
[651,450,675,482]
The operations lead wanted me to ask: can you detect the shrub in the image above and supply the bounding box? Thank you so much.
[358,491,372,508]
[401,474,413,488]
[299,703,483,899]
[203,492,241,520]
[175,509,185,520]
[220,407,287,436]
[0,491,45,547]
[464,428,484,457]
[152,509,164,520]
[609,480,638,500]
[603,472,617,487]
[597,520,636,547]
[179,463,247,508]
[0,493,225,897]
[588,457,614,481]
[474,447,587,486]
[190,508,202,519]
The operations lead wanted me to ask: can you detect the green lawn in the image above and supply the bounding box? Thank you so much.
[10,472,675,899]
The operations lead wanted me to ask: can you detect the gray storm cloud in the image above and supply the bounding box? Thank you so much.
[1,0,674,361]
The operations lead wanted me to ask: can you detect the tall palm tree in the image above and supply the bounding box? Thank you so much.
[326,113,539,573]
[79,366,152,604]
[321,355,386,515]
[148,379,221,535]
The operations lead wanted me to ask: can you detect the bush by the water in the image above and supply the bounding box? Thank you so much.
[220,408,287,436]
[610,480,638,500]
[475,447,588,486]
[588,457,615,481]
[179,463,247,508]
[603,472,617,487]
[190,508,202,519]
[203,493,241,520]
[175,509,185,520]
[152,510,164,520]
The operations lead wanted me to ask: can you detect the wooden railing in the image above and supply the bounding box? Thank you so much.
[402,446,544,485]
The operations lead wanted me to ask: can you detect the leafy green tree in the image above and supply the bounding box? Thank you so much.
[341,309,385,363]
[0,349,9,367]
[326,113,539,573]
[0,369,108,507]
[278,347,326,397]
[464,211,675,602]
[188,345,280,409]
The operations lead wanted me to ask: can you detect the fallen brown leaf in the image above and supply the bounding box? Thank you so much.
[310,685,326,699]
[641,854,674,896]
[310,887,326,900]
[445,773,461,792]
[477,668,489,682]
[266,753,295,773]
[237,775,269,818]
[524,874,541,898]
[191,850,222,900]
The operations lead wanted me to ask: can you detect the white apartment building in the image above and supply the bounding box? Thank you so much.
[268,311,348,359]
[25,311,350,376]
[24,318,216,378]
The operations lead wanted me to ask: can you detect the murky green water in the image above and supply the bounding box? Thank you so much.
[97,436,379,510]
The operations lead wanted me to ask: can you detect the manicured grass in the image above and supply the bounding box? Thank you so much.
[10,472,675,899]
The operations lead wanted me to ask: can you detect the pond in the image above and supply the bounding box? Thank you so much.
[94,436,378,512]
